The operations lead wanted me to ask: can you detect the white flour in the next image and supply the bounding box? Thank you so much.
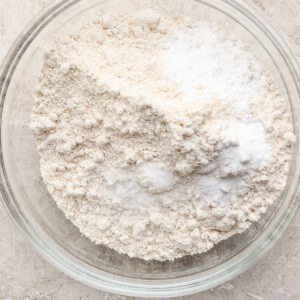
[31,11,294,261]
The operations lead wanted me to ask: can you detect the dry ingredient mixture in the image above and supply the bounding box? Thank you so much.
[31,10,295,261]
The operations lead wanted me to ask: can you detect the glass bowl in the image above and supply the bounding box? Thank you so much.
[0,0,299,297]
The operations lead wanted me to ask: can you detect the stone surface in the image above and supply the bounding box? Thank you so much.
[0,0,299,299]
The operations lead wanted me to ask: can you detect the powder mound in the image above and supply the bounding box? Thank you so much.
[31,11,294,261]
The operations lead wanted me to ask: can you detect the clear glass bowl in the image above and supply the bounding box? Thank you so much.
[0,0,299,297]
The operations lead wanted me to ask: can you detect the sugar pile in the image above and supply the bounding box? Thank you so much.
[31,10,295,261]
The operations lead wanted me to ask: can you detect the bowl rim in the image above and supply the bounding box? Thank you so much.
[0,0,300,297]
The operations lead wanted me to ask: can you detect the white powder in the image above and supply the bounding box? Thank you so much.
[219,120,270,174]
[31,11,294,261]
[163,24,268,111]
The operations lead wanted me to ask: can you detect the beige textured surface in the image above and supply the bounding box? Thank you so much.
[0,0,299,299]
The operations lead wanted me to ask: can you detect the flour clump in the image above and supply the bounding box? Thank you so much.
[31,10,294,261]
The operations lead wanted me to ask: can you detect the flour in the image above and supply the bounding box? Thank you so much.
[31,11,294,261]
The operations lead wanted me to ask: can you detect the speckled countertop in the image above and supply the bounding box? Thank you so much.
[0,1,299,299]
